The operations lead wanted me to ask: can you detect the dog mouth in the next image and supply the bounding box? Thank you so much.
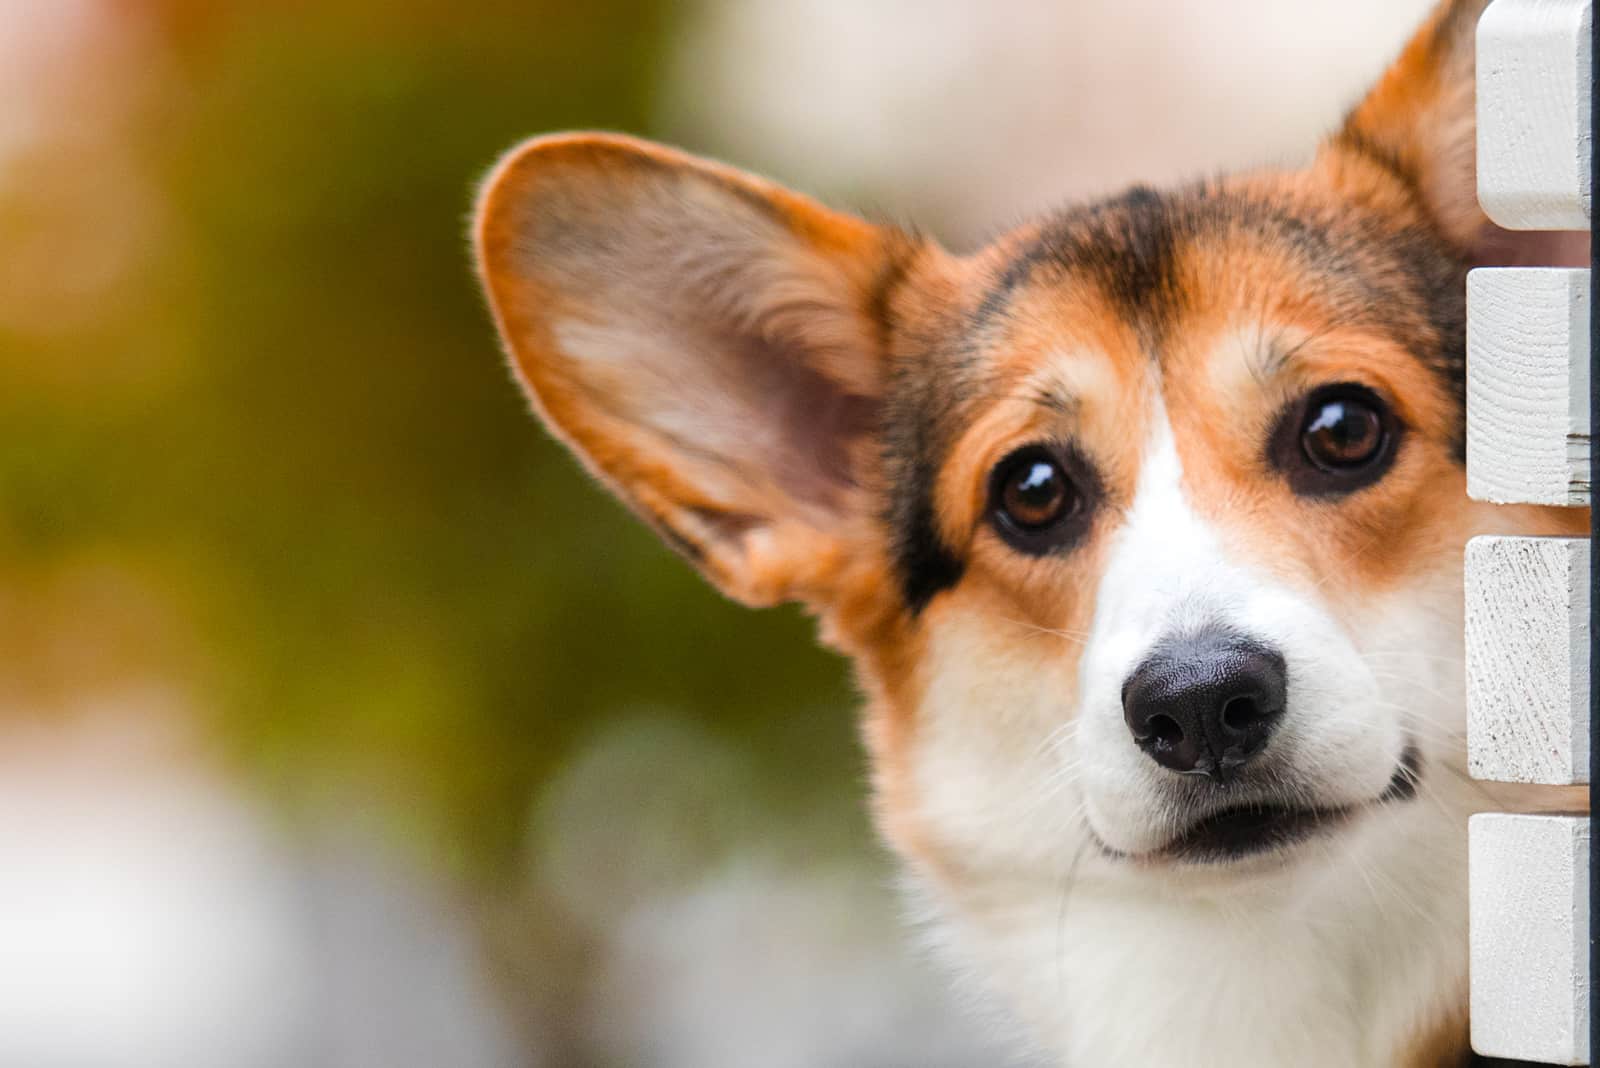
[1153,745,1421,864]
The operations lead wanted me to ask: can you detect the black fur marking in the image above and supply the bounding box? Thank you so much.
[895,466,966,614]
[867,237,971,615]
[972,245,1046,333]
[1085,185,1178,334]
[974,185,1179,340]
[883,303,973,615]
[884,335,971,614]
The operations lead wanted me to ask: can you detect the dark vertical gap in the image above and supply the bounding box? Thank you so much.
[1590,3,1598,1061]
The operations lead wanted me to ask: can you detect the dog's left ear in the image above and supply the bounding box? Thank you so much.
[1331,0,1587,265]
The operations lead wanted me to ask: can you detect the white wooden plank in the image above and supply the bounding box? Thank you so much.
[1467,268,1591,505]
[1470,813,1591,1064]
[1467,535,1591,783]
[1477,0,1592,230]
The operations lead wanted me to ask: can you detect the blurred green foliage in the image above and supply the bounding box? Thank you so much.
[0,0,868,884]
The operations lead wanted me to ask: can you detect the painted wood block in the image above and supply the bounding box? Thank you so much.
[1467,268,1591,506]
[1470,813,1591,1064]
[1467,535,1591,784]
[1477,0,1592,230]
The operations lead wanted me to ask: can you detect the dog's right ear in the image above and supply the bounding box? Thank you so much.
[474,133,921,609]
[1330,0,1587,266]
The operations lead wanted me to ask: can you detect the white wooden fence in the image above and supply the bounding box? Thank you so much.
[1469,0,1594,1062]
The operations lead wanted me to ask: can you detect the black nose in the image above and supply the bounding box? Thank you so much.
[1121,631,1287,779]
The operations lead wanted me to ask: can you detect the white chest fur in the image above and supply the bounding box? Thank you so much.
[910,792,1471,1068]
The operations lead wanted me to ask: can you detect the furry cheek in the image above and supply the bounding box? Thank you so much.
[897,597,1095,887]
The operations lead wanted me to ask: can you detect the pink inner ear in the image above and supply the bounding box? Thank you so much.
[711,323,879,513]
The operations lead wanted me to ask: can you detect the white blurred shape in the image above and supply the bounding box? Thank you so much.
[0,703,312,1068]
[304,822,529,1068]
[666,0,1437,243]
[539,712,1009,1065]
[0,700,526,1068]
[590,861,1011,1068]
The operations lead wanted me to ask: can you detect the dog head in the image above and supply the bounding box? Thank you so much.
[474,0,1585,1058]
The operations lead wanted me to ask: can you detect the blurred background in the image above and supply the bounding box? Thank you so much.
[0,1,1435,1065]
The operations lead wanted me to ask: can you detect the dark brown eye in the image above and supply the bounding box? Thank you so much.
[989,444,1095,553]
[1002,456,1068,528]
[1302,396,1384,469]
[1268,383,1400,496]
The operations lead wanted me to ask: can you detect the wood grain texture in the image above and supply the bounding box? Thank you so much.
[1467,268,1591,505]
[1477,0,1592,230]
[1470,813,1591,1064]
[1468,535,1591,784]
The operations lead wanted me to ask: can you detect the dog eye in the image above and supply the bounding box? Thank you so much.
[1302,394,1384,469]
[1269,383,1400,496]
[989,445,1092,553]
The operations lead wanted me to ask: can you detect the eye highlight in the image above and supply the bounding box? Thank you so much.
[1268,383,1400,496]
[1302,395,1384,469]
[988,444,1095,554]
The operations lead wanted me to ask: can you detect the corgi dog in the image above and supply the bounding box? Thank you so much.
[473,0,1588,1063]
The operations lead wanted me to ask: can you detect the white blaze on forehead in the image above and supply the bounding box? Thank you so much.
[1089,405,1243,659]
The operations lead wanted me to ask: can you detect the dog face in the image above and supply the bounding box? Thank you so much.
[475,0,1585,1061]
[879,177,1473,873]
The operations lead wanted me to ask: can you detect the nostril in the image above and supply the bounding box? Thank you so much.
[1220,695,1269,733]
[1145,713,1184,747]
